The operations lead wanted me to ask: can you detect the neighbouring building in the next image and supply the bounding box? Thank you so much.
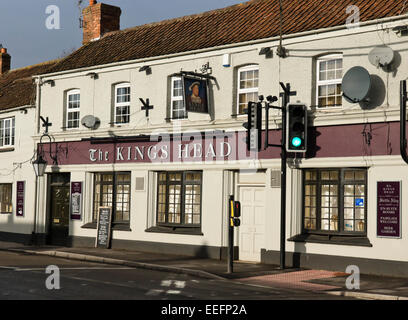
[2,0,408,276]
[0,47,58,243]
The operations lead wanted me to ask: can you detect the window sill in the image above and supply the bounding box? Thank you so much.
[145,226,203,236]
[0,147,14,153]
[81,222,132,232]
[288,233,372,247]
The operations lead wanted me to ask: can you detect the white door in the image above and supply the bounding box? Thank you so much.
[238,186,266,262]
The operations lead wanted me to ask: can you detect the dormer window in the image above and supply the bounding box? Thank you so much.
[0,117,15,147]
[67,90,80,129]
[115,83,131,124]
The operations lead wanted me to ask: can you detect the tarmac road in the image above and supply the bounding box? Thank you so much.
[0,250,354,300]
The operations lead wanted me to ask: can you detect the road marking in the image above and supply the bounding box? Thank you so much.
[146,289,164,296]
[7,267,135,272]
[0,266,16,270]
[166,290,181,295]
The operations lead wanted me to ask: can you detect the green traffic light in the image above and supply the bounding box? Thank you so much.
[291,137,302,147]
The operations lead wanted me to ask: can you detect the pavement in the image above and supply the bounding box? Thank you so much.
[1,241,408,300]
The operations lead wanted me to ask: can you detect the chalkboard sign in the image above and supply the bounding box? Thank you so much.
[95,207,113,248]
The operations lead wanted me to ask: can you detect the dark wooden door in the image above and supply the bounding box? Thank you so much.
[49,186,70,246]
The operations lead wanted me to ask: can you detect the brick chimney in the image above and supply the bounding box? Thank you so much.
[0,47,11,75]
[82,0,122,45]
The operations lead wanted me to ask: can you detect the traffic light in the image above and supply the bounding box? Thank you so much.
[243,102,262,152]
[229,199,241,227]
[286,103,308,152]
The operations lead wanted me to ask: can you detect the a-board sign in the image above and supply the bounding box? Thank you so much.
[95,207,113,248]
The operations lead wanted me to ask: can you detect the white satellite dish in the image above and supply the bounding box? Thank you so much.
[368,46,395,68]
[81,115,98,129]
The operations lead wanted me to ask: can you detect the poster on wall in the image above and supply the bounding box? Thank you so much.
[16,181,25,217]
[183,76,209,114]
[377,181,401,238]
[70,182,82,220]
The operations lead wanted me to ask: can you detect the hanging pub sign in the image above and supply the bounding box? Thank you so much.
[70,182,83,220]
[377,181,401,238]
[16,181,25,217]
[183,76,209,114]
[95,206,113,249]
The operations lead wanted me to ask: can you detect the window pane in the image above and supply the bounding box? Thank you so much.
[356,220,365,232]
[344,220,354,231]
[0,184,12,213]
[303,168,367,233]
[156,171,201,226]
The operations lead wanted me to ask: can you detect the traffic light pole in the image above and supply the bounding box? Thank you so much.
[228,196,234,274]
[245,83,296,270]
[278,83,296,269]
[400,80,408,165]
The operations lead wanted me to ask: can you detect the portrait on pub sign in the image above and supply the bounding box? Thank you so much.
[183,76,209,114]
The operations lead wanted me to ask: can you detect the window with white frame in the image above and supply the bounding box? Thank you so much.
[0,117,15,147]
[316,54,343,108]
[171,77,186,119]
[115,83,131,124]
[237,65,259,115]
[66,90,80,129]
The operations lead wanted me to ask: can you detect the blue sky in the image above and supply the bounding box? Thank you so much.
[0,0,244,69]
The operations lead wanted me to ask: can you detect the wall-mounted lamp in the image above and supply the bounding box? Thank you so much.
[259,47,273,58]
[276,45,288,58]
[33,132,58,177]
[139,65,152,75]
[392,25,408,36]
[200,62,212,74]
[86,72,98,79]
[42,80,55,87]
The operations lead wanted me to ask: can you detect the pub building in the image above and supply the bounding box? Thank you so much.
[1,0,408,276]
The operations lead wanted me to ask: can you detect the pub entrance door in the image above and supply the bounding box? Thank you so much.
[48,173,71,246]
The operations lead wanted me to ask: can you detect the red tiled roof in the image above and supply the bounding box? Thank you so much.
[0,60,58,111]
[45,0,408,74]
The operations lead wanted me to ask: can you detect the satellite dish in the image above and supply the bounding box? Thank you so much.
[368,46,395,68]
[342,66,372,103]
[81,115,98,129]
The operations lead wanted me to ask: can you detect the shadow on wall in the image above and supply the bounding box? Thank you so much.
[0,219,40,246]
[360,74,386,110]
[292,242,307,268]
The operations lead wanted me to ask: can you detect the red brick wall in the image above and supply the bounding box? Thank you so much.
[0,49,11,75]
[82,3,121,45]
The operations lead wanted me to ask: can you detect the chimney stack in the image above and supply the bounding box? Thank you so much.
[82,0,122,45]
[0,47,11,75]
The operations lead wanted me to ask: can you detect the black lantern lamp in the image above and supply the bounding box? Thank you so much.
[33,132,58,177]
[32,154,47,177]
